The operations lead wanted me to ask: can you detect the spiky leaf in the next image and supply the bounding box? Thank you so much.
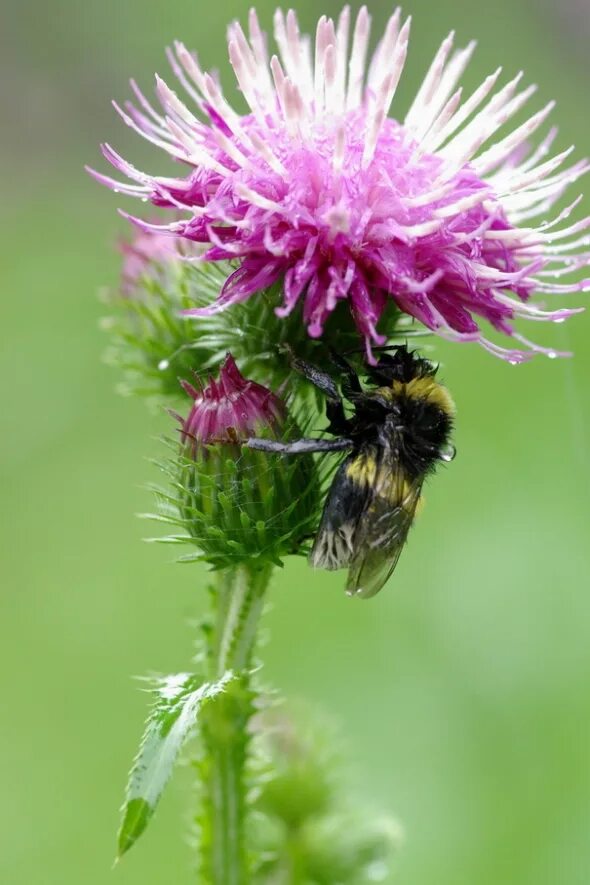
[117,670,235,858]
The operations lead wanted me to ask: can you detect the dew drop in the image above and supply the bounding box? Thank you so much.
[439,443,456,463]
[547,351,558,359]
[141,197,148,203]
[509,359,520,366]
[113,188,120,194]
[158,359,169,371]
[555,318,566,324]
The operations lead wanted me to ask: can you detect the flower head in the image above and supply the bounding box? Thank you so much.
[180,353,285,448]
[90,6,588,362]
[171,355,319,567]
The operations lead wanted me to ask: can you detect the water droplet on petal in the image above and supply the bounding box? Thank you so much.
[555,318,566,324]
[158,359,169,371]
[509,359,520,366]
[547,351,558,359]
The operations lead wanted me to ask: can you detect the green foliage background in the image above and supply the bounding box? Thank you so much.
[1,0,589,882]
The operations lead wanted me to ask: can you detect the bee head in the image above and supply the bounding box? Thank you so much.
[366,345,436,386]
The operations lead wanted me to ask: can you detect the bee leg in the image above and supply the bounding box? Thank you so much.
[287,353,341,401]
[325,399,350,435]
[246,437,353,455]
[328,348,363,396]
[281,349,351,431]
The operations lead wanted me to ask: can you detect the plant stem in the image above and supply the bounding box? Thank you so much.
[285,830,306,885]
[199,562,273,884]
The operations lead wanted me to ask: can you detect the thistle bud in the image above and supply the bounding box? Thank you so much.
[180,354,286,448]
[119,227,182,296]
[175,355,319,568]
[251,705,401,883]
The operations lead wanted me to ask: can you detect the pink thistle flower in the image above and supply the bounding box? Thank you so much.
[89,6,589,362]
[180,353,286,449]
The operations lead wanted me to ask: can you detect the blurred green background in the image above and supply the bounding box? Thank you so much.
[2,0,589,882]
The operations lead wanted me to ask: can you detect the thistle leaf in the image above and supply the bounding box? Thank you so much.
[117,670,235,859]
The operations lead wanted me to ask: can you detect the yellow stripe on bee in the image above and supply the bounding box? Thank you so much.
[347,456,423,512]
[389,377,456,417]
[346,453,378,487]
[396,476,422,513]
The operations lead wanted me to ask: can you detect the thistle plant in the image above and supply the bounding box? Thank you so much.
[90,5,587,883]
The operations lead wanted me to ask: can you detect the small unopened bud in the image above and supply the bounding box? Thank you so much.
[176,355,319,568]
[180,354,286,448]
[251,705,402,883]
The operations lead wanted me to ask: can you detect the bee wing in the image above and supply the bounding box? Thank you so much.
[310,457,371,571]
[346,465,423,600]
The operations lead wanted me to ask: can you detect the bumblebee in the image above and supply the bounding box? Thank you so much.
[247,346,455,598]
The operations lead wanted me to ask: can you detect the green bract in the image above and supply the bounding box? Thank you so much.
[176,434,320,568]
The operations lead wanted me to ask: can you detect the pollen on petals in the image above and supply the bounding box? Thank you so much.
[89,6,589,362]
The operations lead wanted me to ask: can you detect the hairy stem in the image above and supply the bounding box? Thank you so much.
[199,562,273,884]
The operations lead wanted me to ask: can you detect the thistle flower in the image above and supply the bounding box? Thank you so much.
[104,224,211,401]
[119,226,183,295]
[169,355,319,567]
[89,6,589,362]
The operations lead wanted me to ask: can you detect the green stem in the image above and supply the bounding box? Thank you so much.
[199,562,273,884]
[285,829,306,885]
